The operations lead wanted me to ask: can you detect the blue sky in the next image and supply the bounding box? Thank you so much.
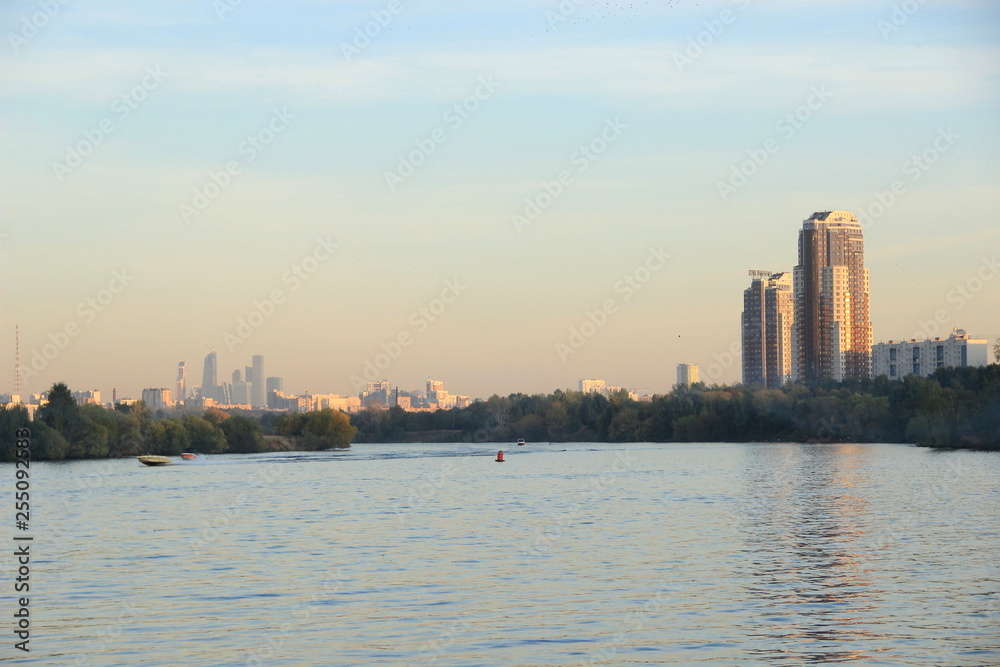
[2,0,998,400]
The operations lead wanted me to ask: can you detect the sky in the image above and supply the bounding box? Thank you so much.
[1,0,998,401]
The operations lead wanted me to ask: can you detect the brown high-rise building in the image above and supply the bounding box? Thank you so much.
[792,210,872,382]
[742,272,794,388]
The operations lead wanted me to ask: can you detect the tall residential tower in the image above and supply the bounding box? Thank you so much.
[792,211,872,382]
[742,272,794,388]
[676,364,699,387]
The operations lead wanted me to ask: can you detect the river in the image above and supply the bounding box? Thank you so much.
[7,441,999,665]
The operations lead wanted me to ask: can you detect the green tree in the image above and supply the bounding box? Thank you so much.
[36,382,81,439]
[221,415,266,453]
[68,419,109,458]
[301,409,356,449]
[183,415,227,453]
[0,405,32,461]
[31,421,70,460]
[158,418,191,455]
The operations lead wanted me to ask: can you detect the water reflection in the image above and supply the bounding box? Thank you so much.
[737,444,890,663]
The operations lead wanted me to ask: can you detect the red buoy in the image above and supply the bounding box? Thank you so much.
[495,450,505,462]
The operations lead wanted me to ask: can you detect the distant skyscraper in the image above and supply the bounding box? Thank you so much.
[266,377,283,397]
[201,350,218,401]
[229,370,249,405]
[245,366,253,384]
[176,361,186,402]
[251,355,265,408]
[793,211,872,382]
[676,364,699,387]
[742,272,794,388]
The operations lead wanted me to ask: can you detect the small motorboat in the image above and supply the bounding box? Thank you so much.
[137,455,172,467]
[180,452,199,460]
[517,438,526,446]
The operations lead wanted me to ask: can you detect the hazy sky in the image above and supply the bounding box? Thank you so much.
[2,0,998,401]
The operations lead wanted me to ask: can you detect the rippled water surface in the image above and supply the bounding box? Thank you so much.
[10,442,1000,665]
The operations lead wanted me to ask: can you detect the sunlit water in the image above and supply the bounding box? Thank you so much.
[6,442,999,666]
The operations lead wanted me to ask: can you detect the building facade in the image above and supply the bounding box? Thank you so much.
[793,210,872,382]
[579,379,606,394]
[872,329,989,380]
[201,350,218,401]
[742,272,794,388]
[71,390,101,406]
[141,388,172,410]
[175,361,186,403]
[251,355,265,408]
[676,364,699,387]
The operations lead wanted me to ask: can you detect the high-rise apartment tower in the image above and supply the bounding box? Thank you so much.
[792,211,872,382]
[742,272,794,388]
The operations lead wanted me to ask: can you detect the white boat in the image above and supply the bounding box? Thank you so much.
[180,452,199,461]
[137,455,172,466]
[517,438,526,446]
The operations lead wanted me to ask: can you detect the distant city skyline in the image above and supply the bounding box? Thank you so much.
[2,1,997,401]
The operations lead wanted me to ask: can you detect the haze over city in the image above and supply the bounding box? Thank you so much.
[2,0,998,401]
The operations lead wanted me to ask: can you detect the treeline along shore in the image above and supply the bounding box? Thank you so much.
[353,365,1000,450]
[0,383,356,461]
[2,366,999,461]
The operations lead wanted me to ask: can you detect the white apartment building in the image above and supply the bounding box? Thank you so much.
[872,329,988,380]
